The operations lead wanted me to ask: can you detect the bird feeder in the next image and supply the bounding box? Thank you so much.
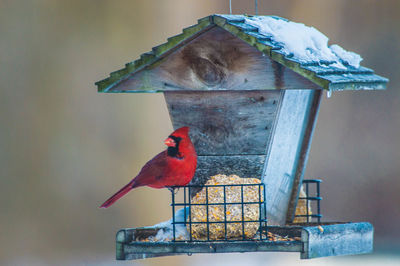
[96,14,388,260]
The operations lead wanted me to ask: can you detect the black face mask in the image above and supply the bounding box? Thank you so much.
[167,135,182,158]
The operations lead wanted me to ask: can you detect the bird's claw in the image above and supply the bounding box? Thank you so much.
[168,187,180,195]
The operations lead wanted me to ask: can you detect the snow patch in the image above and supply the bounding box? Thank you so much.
[330,44,363,68]
[151,207,189,241]
[244,16,362,68]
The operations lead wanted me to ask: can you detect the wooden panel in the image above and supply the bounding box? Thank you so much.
[322,73,388,91]
[301,222,373,259]
[191,155,266,188]
[320,73,389,84]
[109,27,321,92]
[121,240,302,257]
[286,90,322,224]
[117,229,302,260]
[261,89,318,225]
[164,90,281,156]
[303,65,373,76]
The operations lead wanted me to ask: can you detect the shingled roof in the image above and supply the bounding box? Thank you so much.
[96,14,388,93]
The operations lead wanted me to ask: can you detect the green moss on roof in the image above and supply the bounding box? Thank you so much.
[95,16,213,92]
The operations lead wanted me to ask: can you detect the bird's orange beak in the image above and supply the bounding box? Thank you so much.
[164,137,176,147]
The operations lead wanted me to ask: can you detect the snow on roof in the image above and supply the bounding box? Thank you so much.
[244,16,362,68]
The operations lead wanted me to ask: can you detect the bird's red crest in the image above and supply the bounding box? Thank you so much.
[171,126,190,137]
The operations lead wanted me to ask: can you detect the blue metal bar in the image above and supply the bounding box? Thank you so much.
[263,183,267,239]
[223,185,227,240]
[189,186,192,241]
[206,186,210,241]
[294,179,323,223]
[306,182,309,223]
[173,201,264,206]
[172,189,176,241]
[241,185,245,240]
[317,181,321,223]
[302,179,322,183]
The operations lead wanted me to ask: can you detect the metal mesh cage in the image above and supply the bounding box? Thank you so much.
[294,179,322,223]
[170,183,267,242]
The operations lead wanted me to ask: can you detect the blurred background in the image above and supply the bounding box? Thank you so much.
[1,0,399,265]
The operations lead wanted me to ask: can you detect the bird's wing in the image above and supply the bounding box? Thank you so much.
[132,151,169,188]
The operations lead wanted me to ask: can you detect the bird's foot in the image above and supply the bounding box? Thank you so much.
[168,187,180,195]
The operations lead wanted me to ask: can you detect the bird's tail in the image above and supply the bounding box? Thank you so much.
[100,181,136,208]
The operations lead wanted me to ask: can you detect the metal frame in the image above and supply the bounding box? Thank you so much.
[116,222,373,260]
[294,179,322,223]
[170,183,267,242]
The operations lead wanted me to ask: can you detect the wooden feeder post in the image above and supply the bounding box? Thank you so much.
[96,14,388,259]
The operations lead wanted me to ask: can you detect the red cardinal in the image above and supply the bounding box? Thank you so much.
[100,126,197,208]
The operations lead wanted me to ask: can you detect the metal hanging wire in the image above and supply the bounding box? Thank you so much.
[255,0,258,15]
[228,1,259,15]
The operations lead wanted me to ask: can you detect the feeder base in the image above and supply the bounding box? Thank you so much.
[115,222,373,260]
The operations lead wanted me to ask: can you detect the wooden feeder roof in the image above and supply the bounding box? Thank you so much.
[96,14,388,93]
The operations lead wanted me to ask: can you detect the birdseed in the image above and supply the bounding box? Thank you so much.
[187,174,263,240]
